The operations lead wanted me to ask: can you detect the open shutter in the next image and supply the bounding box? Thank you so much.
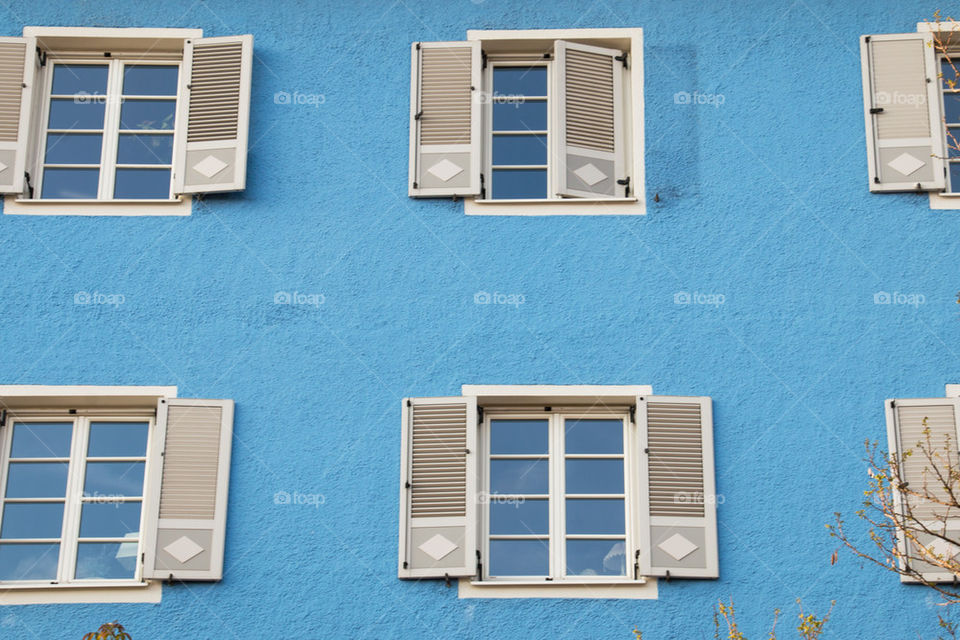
[555,40,625,198]
[173,35,253,195]
[0,37,36,195]
[398,396,477,579]
[885,398,960,583]
[861,33,945,192]
[637,395,718,579]
[408,41,481,198]
[143,398,234,581]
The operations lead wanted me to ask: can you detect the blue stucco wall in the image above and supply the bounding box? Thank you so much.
[1,0,959,638]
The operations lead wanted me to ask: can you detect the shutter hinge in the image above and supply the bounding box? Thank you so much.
[629,405,636,424]
[644,447,649,454]
[633,549,640,580]
[477,405,484,425]
[482,50,487,70]
[403,560,408,569]
[167,573,175,585]
[476,550,482,578]
[479,173,486,200]
[890,400,896,408]
[617,176,631,198]
[412,181,418,189]
[543,52,552,60]
[615,52,628,69]
[873,176,880,184]
[24,172,33,198]
[36,47,46,67]
[0,410,6,428]
[414,111,423,120]
[406,399,412,407]
[870,107,884,114]
[444,573,451,587]
[664,570,671,582]
[416,42,421,51]
[405,481,411,489]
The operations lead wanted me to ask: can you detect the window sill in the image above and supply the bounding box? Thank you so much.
[458,577,657,599]
[0,580,161,605]
[465,196,644,216]
[4,196,192,216]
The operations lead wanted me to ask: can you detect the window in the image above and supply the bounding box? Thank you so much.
[38,62,178,200]
[484,411,631,581]
[0,27,253,216]
[0,416,150,584]
[408,29,645,215]
[0,386,233,603]
[398,386,718,598]
[940,57,960,192]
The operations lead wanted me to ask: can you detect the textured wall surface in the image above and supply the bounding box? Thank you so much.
[1,1,959,638]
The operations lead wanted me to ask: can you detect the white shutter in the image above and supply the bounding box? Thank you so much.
[861,33,945,192]
[885,398,960,583]
[398,396,478,579]
[555,40,625,198]
[143,398,234,581]
[0,37,36,195]
[408,41,481,198]
[173,35,253,195]
[637,395,718,579]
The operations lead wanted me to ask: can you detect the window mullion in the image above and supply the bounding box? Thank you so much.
[59,417,88,584]
[552,411,564,580]
[33,63,56,200]
[100,60,123,200]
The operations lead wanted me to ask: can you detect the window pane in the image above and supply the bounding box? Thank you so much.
[0,543,59,580]
[87,422,149,458]
[75,542,137,580]
[489,539,549,577]
[949,127,960,158]
[944,59,960,89]
[950,162,960,193]
[565,459,623,494]
[117,134,174,164]
[0,503,64,539]
[565,419,623,455]
[83,462,145,497]
[44,133,103,164]
[10,422,72,458]
[490,459,548,495]
[492,134,548,165]
[48,98,106,129]
[79,502,141,538]
[491,169,547,199]
[113,168,172,199]
[123,65,178,96]
[566,539,626,576]
[41,168,100,199]
[945,93,960,123]
[493,100,547,131]
[490,499,548,535]
[565,499,625,535]
[493,66,547,96]
[5,462,69,498]
[490,419,548,455]
[51,64,108,95]
[120,99,176,130]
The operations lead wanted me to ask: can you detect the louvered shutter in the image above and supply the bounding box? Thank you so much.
[143,398,234,581]
[555,40,625,198]
[637,395,718,579]
[398,396,477,579]
[173,35,253,195]
[860,33,945,192]
[408,41,481,198]
[0,37,36,195]
[885,398,960,583]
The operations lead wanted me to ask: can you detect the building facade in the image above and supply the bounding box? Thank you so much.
[0,0,957,638]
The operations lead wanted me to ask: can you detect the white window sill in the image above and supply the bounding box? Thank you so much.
[4,196,192,216]
[928,192,960,210]
[0,580,161,605]
[458,577,657,599]
[465,196,644,216]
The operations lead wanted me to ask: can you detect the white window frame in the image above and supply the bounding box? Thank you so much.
[464,28,645,216]
[917,21,960,210]
[0,414,152,588]
[458,384,657,599]
[0,385,173,605]
[4,27,199,216]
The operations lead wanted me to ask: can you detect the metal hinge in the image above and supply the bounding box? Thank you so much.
[615,52,628,69]
[476,550,482,578]
[482,50,487,70]
[479,173,486,200]
[477,405,484,425]
[633,549,640,579]
[617,176,631,197]
[0,410,6,428]
[24,172,33,198]
[36,47,46,67]
[629,405,636,424]
[869,107,884,114]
